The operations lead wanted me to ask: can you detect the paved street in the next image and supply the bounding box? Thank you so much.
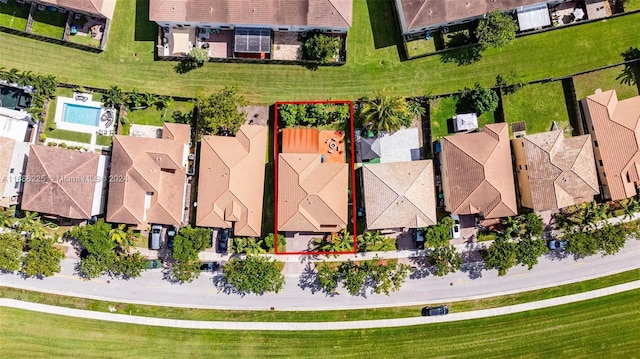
[2,281,638,330]
[1,240,639,310]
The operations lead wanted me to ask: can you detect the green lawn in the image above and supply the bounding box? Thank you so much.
[1,268,637,323]
[574,65,639,100]
[0,0,639,104]
[406,38,436,58]
[67,33,101,48]
[46,129,91,143]
[429,95,495,140]
[0,0,29,31]
[96,135,112,146]
[624,0,640,11]
[502,82,570,135]
[1,289,638,358]
[30,8,67,39]
[127,101,193,126]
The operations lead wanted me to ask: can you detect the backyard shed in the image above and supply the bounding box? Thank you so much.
[359,137,381,161]
[517,3,552,31]
[453,113,478,132]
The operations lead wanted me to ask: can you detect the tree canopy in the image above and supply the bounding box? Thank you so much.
[460,83,499,115]
[171,226,211,283]
[189,47,209,66]
[476,10,518,48]
[359,94,413,133]
[222,256,285,295]
[195,85,247,136]
[427,245,463,276]
[0,232,24,272]
[315,258,411,296]
[483,234,518,276]
[421,216,454,249]
[302,33,341,63]
[22,235,65,278]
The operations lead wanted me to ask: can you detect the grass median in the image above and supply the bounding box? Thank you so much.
[1,289,638,358]
[1,268,638,322]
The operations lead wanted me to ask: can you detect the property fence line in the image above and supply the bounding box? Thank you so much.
[0,25,103,53]
[404,9,640,61]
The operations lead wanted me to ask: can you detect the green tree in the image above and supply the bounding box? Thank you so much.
[339,261,367,296]
[223,256,285,295]
[365,259,412,295]
[103,85,124,108]
[264,233,285,252]
[594,223,628,256]
[516,236,548,270]
[502,216,521,238]
[427,245,462,276]
[483,234,517,276]
[476,10,518,49]
[314,230,354,253]
[564,230,599,258]
[522,213,544,238]
[460,83,499,115]
[0,207,16,228]
[195,85,247,136]
[0,232,24,272]
[22,235,64,278]
[621,197,640,220]
[423,216,454,248]
[315,261,340,294]
[302,33,341,63]
[582,201,609,229]
[171,226,211,283]
[189,47,210,66]
[359,93,412,133]
[109,224,135,253]
[111,251,146,279]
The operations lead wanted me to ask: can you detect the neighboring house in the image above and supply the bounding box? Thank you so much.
[439,123,517,219]
[512,130,599,211]
[396,0,561,36]
[32,0,116,19]
[106,123,191,229]
[0,108,38,207]
[582,89,640,201]
[20,145,109,219]
[196,125,267,237]
[149,0,352,59]
[278,153,348,232]
[362,160,436,230]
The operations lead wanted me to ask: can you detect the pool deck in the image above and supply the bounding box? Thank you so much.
[53,94,114,152]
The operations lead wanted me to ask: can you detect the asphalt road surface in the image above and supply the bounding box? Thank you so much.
[1,240,638,310]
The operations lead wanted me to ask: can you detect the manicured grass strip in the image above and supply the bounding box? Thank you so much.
[574,65,639,100]
[1,0,639,103]
[67,34,101,48]
[45,129,91,143]
[95,135,112,146]
[406,38,436,58]
[503,81,570,135]
[30,8,67,39]
[127,101,193,127]
[1,289,639,358]
[1,268,637,323]
[0,0,29,31]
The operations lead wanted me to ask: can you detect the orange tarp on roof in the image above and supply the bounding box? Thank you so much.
[282,128,319,154]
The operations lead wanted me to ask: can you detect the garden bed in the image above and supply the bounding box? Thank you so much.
[574,65,639,100]
[429,95,495,140]
[0,0,29,31]
[502,82,570,136]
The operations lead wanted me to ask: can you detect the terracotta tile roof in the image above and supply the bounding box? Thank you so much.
[196,125,267,237]
[149,0,353,28]
[107,124,190,228]
[363,160,436,230]
[397,0,544,32]
[441,123,517,218]
[583,90,640,201]
[21,145,104,219]
[278,153,348,232]
[162,122,192,143]
[516,131,599,211]
[38,0,117,19]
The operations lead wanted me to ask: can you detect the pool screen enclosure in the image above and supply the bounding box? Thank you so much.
[234,28,271,53]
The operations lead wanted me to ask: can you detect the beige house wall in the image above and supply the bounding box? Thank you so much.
[581,99,610,199]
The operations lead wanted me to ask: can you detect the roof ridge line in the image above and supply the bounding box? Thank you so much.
[326,0,350,27]
[408,0,431,29]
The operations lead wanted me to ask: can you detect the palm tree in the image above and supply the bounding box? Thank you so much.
[616,47,640,87]
[621,198,640,220]
[0,207,16,228]
[245,238,266,255]
[109,224,134,252]
[359,93,411,133]
[582,201,609,229]
[17,211,46,239]
[5,68,19,84]
[502,216,520,237]
[406,98,426,119]
[103,85,124,109]
[143,92,157,108]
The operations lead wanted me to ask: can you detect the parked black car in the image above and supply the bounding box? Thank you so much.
[422,305,449,316]
[216,228,229,253]
[166,226,177,249]
[200,262,220,272]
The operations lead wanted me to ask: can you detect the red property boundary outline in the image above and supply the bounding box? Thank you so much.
[273,100,357,255]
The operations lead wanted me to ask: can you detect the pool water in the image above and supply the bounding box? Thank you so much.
[63,103,101,126]
[0,86,21,109]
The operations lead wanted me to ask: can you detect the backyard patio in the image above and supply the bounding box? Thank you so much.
[272,31,302,61]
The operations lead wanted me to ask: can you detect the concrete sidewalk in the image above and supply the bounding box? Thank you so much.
[2,281,638,331]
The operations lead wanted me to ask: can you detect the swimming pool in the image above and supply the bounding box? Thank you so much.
[0,85,24,109]
[62,103,101,126]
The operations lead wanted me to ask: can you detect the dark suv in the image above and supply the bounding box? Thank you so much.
[216,228,229,253]
[422,305,449,316]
